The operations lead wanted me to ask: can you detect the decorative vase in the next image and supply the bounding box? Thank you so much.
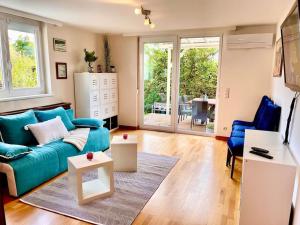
[88,62,94,73]
[110,66,116,73]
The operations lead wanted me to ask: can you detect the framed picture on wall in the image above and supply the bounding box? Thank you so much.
[53,38,66,52]
[273,38,283,77]
[56,62,67,79]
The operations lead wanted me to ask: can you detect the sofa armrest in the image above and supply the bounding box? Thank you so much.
[72,118,106,128]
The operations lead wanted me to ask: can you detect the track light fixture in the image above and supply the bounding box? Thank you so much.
[134,6,155,29]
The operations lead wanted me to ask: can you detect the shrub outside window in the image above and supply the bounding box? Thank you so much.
[0,14,45,99]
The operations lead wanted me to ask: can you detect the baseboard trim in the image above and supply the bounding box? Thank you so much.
[119,125,139,130]
[215,136,229,141]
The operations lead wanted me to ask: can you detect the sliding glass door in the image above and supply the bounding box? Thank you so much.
[139,36,221,135]
[139,37,177,131]
[177,37,220,135]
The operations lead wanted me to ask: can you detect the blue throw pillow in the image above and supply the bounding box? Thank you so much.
[256,102,281,131]
[72,118,105,128]
[35,107,76,131]
[66,109,75,121]
[0,110,38,145]
[0,142,32,162]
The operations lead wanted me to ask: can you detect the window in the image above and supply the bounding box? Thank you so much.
[0,14,46,99]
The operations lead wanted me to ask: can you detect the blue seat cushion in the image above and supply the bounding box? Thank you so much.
[8,145,60,196]
[232,120,254,127]
[0,110,38,146]
[230,130,245,138]
[227,137,244,156]
[35,107,76,131]
[45,127,110,172]
[232,124,256,132]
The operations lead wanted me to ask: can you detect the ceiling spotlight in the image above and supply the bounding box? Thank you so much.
[134,7,142,15]
[135,6,155,29]
[144,17,150,26]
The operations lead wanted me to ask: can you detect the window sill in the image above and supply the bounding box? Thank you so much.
[0,94,53,102]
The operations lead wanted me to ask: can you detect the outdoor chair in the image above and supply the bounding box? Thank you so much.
[178,96,192,122]
[191,100,208,128]
[152,102,167,114]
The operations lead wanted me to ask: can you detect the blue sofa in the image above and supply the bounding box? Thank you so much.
[0,107,110,196]
[226,96,281,178]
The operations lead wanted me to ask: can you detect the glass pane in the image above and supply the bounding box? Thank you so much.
[8,29,39,89]
[143,42,173,128]
[178,37,220,134]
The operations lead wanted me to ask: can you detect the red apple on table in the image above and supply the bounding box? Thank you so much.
[87,152,93,160]
[123,133,128,140]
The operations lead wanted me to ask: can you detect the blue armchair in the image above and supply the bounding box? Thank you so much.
[227,96,281,178]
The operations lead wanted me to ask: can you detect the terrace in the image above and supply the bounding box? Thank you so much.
[143,37,219,134]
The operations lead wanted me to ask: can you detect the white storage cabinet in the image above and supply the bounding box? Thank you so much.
[74,72,118,131]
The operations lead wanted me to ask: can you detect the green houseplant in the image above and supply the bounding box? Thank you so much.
[84,49,98,73]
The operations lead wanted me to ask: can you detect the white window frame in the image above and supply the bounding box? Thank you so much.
[0,13,46,99]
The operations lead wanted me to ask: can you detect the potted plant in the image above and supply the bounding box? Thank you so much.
[84,49,98,73]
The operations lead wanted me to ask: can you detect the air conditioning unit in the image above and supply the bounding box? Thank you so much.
[225,33,274,49]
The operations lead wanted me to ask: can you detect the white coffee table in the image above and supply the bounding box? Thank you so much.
[111,135,138,172]
[67,152,114,204]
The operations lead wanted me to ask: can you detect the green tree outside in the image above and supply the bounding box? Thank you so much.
[144,45,218,114]
[9,34,38,88]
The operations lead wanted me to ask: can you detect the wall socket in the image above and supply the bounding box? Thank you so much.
[223,127,228,131]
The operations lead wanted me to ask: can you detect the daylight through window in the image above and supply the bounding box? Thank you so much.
[0,14,45,98]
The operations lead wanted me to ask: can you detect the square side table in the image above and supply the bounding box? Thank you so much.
[68,152,114,204]
[111,135,138,172]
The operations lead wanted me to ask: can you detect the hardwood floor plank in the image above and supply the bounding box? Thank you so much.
[4,130,241,225]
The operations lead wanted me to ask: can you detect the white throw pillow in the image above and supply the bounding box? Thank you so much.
[25,116,69,145]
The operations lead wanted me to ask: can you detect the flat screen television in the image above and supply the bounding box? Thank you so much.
[281,1,300,92]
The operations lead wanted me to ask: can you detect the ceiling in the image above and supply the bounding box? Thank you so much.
[0,0,289,34]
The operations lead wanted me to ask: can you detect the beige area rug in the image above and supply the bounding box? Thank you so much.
[20,152,178,225]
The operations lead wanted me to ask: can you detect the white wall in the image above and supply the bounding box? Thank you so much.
[271,1,300,224]
[217,25,276,137]
[107,26,275,133]
[108,35,138,127]
[0,24,103,113]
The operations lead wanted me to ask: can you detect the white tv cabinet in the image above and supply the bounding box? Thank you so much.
[240,130,296,225]
[74,72,118,131]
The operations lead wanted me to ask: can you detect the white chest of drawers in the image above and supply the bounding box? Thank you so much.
[74,72,118,130]
[240,130,296,225]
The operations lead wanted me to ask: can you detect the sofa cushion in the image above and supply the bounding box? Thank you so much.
[0,142,32,162]
[45,127,110,172]
[35,107,76,131]
[72,118,105,128]
[0,110,38,146]
[66,109,75,121]
[227,137,244,156]
[8,145,60,196]
[230,130,245,138]
[232,124,256,132]
[25,117,69,145]
[232,120,254,127]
